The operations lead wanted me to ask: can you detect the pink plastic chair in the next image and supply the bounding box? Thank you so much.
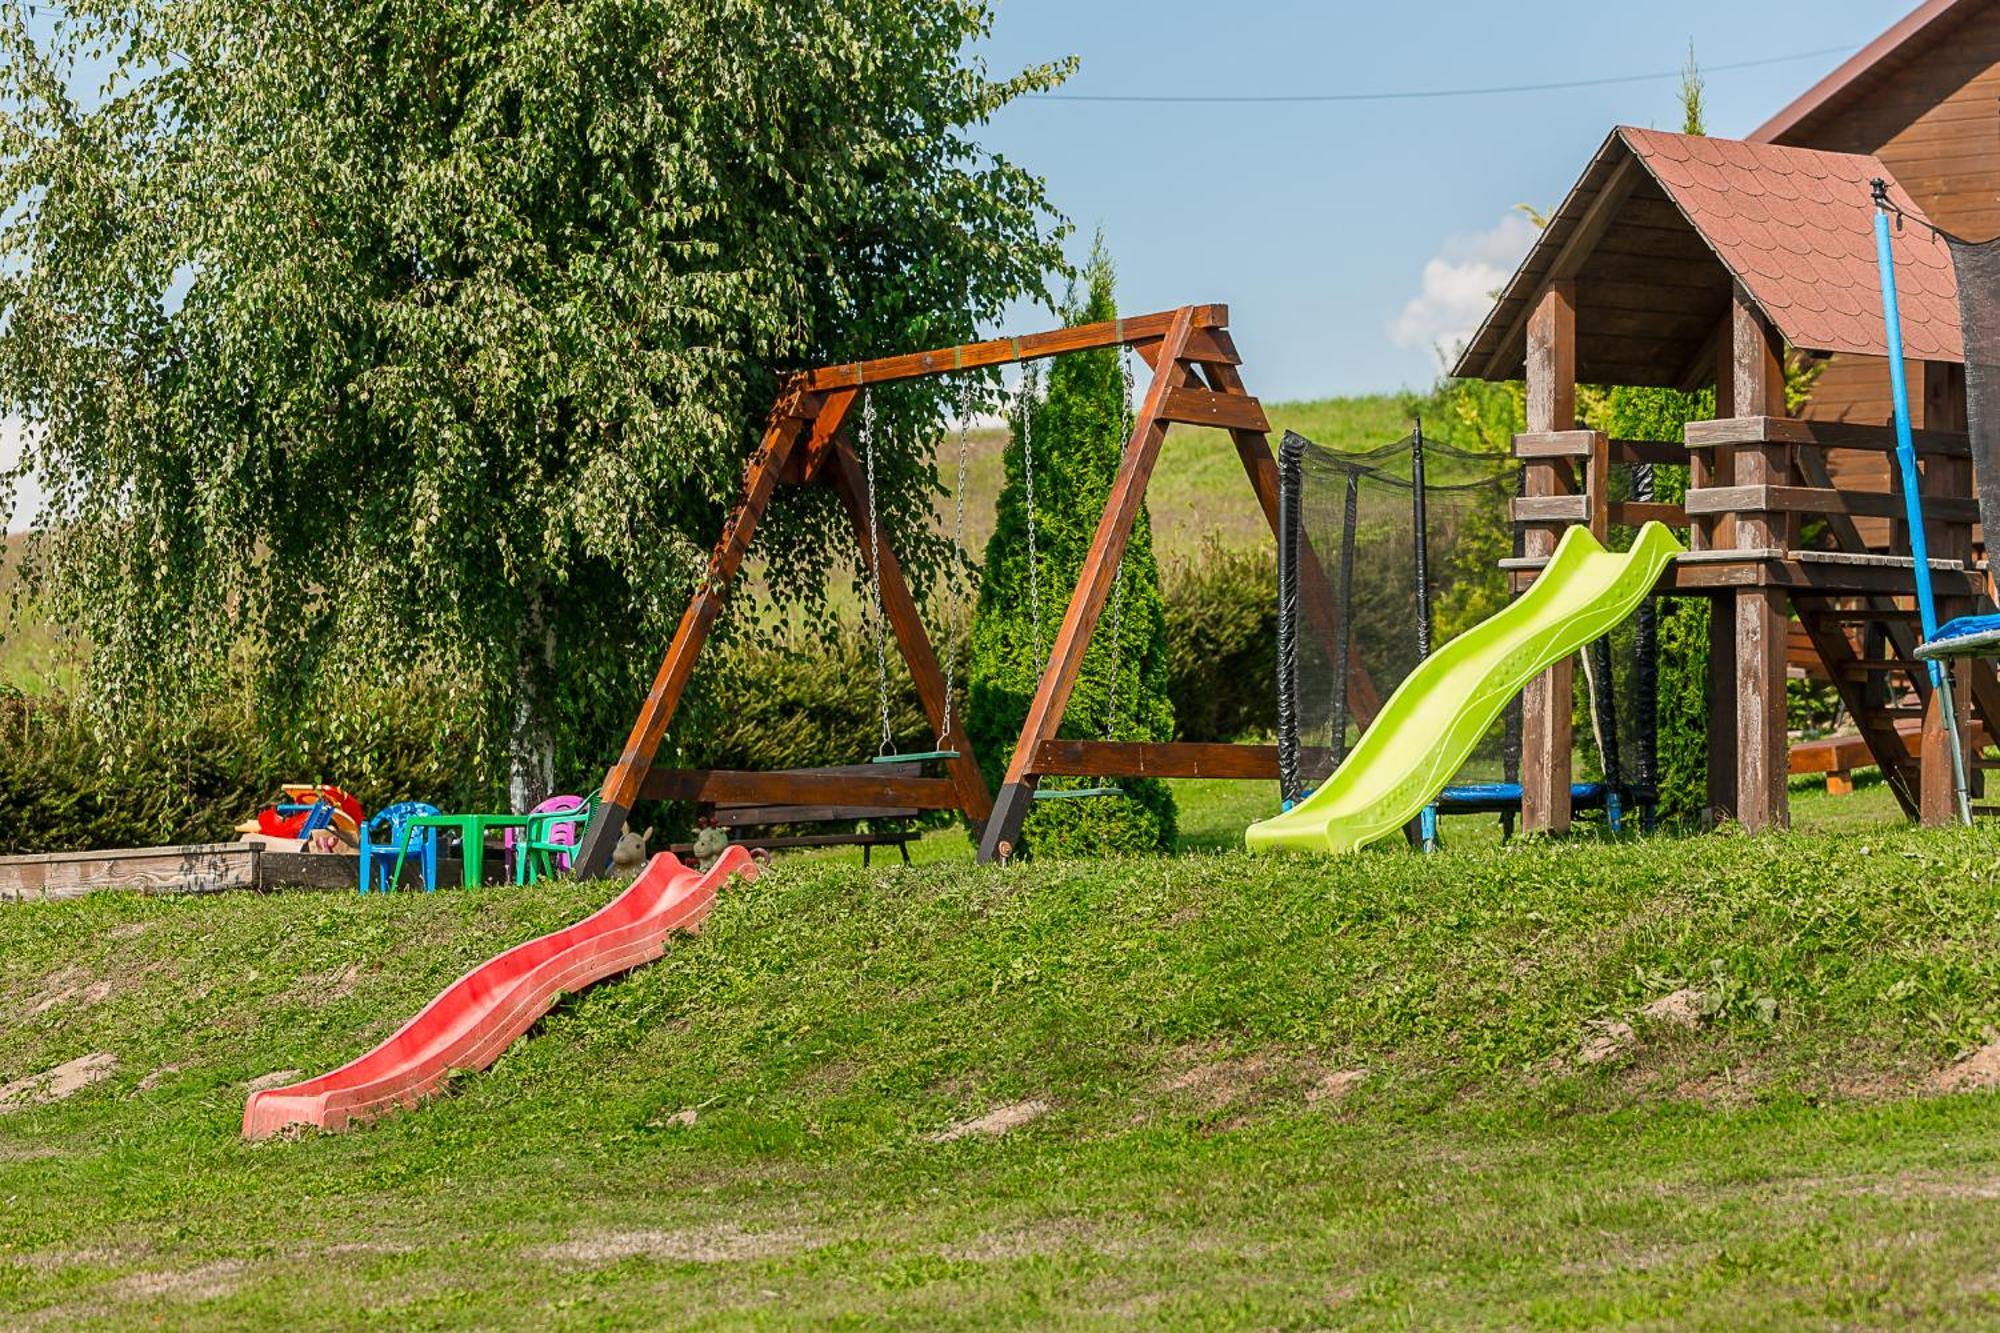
[504,794,586,881]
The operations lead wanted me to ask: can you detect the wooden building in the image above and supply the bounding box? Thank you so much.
[1751,0,2000,512]
[1452,126,1989,833]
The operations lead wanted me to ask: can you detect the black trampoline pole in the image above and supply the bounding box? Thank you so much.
[1412,417,1433,661]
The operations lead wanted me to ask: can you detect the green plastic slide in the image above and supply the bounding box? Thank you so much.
[1246,521,1684,855]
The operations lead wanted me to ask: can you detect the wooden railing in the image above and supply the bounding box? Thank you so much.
[1682,416,1974,562]
[1508,429,1689,539]
[1511,418,1978,564]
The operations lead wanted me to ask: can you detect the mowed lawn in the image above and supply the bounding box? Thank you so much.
[9,781,2000,1326]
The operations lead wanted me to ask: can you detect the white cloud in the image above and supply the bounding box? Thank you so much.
[1390,211,1540,364]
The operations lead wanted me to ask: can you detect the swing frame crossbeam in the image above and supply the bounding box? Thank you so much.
[571,303,1353,874]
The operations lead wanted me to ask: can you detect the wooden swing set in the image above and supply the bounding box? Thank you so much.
[572,303,1349,873]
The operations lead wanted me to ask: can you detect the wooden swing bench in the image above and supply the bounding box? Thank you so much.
[653,761,930,865]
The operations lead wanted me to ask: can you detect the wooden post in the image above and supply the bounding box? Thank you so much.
[1520,281,1576,835]
[977,307,1198,861]
[575,385,836,875]
[825,440,995,827]
[1729,288,1790,832]
[1918,360,1972,825]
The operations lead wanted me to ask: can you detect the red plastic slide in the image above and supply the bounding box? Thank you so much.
[243,849,756,1140]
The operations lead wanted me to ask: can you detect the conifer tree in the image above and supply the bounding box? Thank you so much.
[967,239,1177,855]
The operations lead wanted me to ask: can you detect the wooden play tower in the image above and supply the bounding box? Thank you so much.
[1455,126,1995,833]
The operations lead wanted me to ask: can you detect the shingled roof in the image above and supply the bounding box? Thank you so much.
[1451,127,1962,386]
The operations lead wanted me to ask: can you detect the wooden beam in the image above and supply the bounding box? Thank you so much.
[1794,608,1920,817]
[1685,416,1971,457]
[577,384,832,876]
[1157,385,1270,433]
[1031,740,1280,780]
[825,439,995,826]
[1730,288,1789,833]
[639,769,961,809]
[1521,280,1576,835]
[978,307,1200,862]
[1918,360,1973,827]
[1684,486,1979,522]
[804,305,1229,391]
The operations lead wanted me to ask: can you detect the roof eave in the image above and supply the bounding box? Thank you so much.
[1448,128,1636,382]
[1748,0,1978,145]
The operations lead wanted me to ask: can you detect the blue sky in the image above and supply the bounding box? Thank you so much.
[970,0,1912,401]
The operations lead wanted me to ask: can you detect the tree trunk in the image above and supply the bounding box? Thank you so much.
[508,589,556,813]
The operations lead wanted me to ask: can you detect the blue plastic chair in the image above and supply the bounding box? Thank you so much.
[359,801,441,893]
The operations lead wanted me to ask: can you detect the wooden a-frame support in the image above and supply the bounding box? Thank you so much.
[573,303,1361,875]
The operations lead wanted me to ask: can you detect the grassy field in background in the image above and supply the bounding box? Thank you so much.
[12,788,2000,1325]
[946,391,1420,562]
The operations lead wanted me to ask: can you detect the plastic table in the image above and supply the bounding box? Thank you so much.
[392,812,538,890]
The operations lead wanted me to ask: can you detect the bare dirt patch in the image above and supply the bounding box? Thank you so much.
[105,920,155,941]
[297,964,362,1007]
[246,1069,303,1093]
[1933,1038,2000,1093]
[939,1218,1137,1262]
[1577,1020,1637,1066]
[1306,1068,1368,1106]
[530,1225,823,1265]
[103,1259,245,1303]
[1641,988,1705,1030]
[932,1099,1050,1142]
[0,1053,116,1112]
[1155,1050,1302,1115]
[133,1064,187,1095]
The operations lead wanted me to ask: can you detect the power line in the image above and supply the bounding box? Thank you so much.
[1028,43,1857,105]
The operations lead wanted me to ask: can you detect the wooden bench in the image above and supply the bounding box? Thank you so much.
[670,762,921,866]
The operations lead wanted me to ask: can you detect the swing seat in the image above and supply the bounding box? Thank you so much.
[1033,786,1128,801]
[1916,613,2000,661]
[869,749,960,764]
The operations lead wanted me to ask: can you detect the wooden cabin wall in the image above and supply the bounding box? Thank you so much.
[1772,7,2000,547]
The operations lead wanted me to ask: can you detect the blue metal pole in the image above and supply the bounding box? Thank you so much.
[1874,201,1943,647]
[1873,181,1972,824]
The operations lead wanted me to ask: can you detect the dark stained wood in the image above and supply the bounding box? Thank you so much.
[577,383,830,874]
[640,768,960,809]
[804,306,1228,391]
[1685,485,1979,523]
[1795,606,1922,817]
[1520,280,1576,835]
[826,440,995,824]
[1608,501,1687,527]
[1706,595,1739,826]
[1731,291,1791,832]
[1686,415,1971,457]
[1157,385,1270,433]
[1512,495,1591,524]
[1918,360,1974,826]
[1031,740,1281,780]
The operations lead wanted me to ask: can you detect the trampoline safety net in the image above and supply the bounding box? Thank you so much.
[1275,427,1659,826]
[1948,233,2000,544]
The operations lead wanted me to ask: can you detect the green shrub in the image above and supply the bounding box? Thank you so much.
[1161,540,1276,743]
[967,242,1176,856]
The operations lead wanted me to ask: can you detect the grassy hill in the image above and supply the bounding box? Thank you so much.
[8,813,2000,1324]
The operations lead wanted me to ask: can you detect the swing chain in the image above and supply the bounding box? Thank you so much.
[937,377,972,751]
[860,394,896,757]
[1020,361,1044,670]
[1101,345,1137,739]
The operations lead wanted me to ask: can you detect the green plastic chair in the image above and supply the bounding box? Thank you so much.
[517,793,601,885]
